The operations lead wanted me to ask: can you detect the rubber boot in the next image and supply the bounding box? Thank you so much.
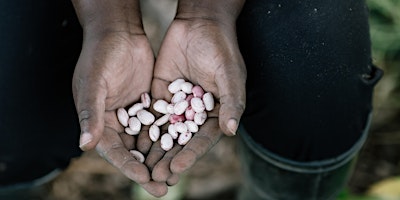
[236,115,372,200]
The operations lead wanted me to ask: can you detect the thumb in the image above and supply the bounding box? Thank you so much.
[75,82,107,151]
[215,64,246,136]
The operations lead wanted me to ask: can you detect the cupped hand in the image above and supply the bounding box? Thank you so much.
[72,31,158,188]
[147,17,246,183]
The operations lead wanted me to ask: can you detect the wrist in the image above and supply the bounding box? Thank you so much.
[72,0,145,36]
[176,0,245,24]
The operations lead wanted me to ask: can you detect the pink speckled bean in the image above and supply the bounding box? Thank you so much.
[169,114,185,124]
[185,106,195,121]
[192,85,204,98]
[141,93,151,108]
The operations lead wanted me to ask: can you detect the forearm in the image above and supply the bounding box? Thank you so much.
[176,0,245,23]
[71,0,144,35]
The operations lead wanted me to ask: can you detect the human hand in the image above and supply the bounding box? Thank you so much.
[147,0,246,184]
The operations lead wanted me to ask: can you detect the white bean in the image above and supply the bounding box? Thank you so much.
[125,127,139,136]
[149,124,160,142]
[168,124,178,139]
[194,111,207,125]
[178,132,192,145]
[174,122,188,134]
[181,82,193,94]
[117,108,129,127]
[171,91,187,104]
[191,97,205,113]
[141,93,151,108]
[174,100,189,115]
[154,114,170,126]
[130,150,145,163]
[168,78,185,94]
[136,110,155,125]
[185,120,199,133]
[166,104,175,114]
[128,103,144,116]
[128,117,141,132]
[161,134,174,151]
[153,99,169,114]
[202,92,215,111]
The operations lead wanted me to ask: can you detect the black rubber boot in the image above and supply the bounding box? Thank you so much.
[236,115,372,200]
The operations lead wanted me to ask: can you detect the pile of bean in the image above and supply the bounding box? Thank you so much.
[116,79,215,162]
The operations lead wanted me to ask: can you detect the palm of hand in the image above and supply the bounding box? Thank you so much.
[145,19,246,188]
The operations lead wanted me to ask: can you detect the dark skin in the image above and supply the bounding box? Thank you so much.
[71,0,246,197]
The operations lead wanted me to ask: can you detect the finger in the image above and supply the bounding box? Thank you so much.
[119,132,136,150]
[215,63,246,136]
[166,173,180,186]
[137,127,153,154]
[96,127,150,184]
[152,144,183,182]
[171,118,222,174]
[144,140,166,171]
[75,80,107,151]
[151,77,174,101]
[140,181,169,198]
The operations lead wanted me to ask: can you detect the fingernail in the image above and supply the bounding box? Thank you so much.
[79,132,93,148]
[227,119,238,135]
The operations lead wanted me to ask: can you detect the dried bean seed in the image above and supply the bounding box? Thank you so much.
[128,117,141,132]
[141,93,151,108]
[174,100,189,115]
[168,78,185,94]
[149,124,160,142]
[184,120,199,133]
[153,99,169,114]
[191,97,205,113]
[181,82,193,94]
[169,114,185,124]
[178,132,192,145]
[128,103,144,116]
[174,122,188,134]
[154,114,170,126]
[194,111,207,125]
[192,85,204,98]
[130,150,145,163]
[117,108,129,127]
[136,110,155,125]
[202,92,215,111]
[171,91,187,104]
[185,106,195,121]
[125,127,140,136]
[168,124,178,139]
[161,134,174,151]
